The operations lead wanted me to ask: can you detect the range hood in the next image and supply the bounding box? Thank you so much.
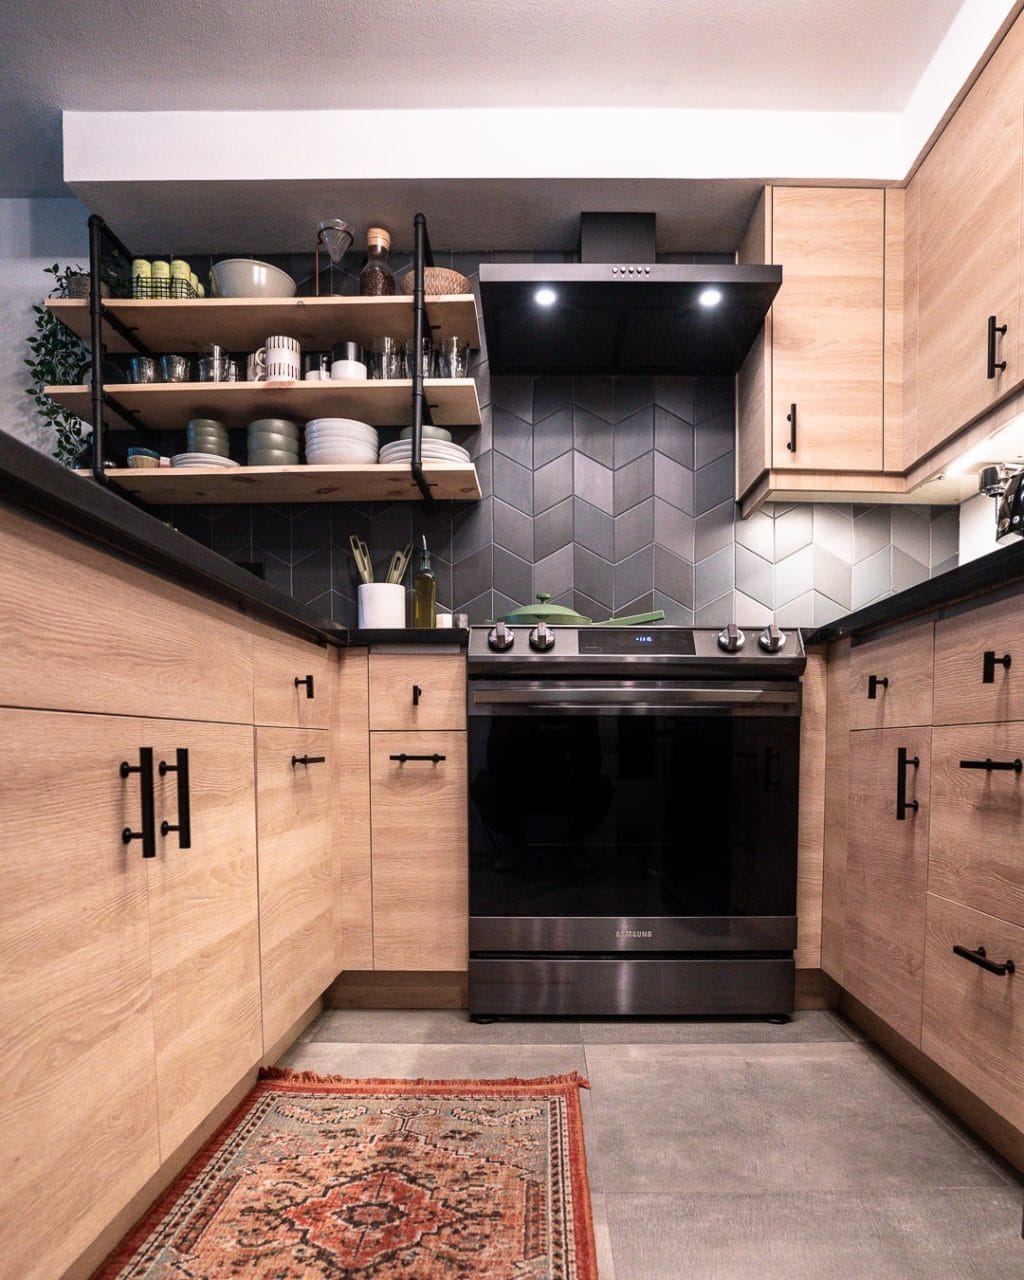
[479,213,781,376]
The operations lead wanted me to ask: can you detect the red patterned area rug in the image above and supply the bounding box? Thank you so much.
[94,1068,597,1280]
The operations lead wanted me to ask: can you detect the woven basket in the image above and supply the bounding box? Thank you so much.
[398,267,472,296]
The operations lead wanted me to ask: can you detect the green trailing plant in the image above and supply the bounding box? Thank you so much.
[25,261,120,467]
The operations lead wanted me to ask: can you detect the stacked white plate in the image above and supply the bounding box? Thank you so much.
[378,439,471,465]
[171,453,241,469]
[304,418,379,465]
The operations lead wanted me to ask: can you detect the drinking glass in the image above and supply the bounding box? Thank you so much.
[437,337,470,378]
[368,336,403,379]
[159,354,191,382]
[404,337,434,379]
[128,355,158,384]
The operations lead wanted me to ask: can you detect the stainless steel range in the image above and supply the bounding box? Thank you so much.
[466,621,805,1019]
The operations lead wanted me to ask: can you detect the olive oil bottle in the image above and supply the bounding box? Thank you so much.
[412,534,436,628]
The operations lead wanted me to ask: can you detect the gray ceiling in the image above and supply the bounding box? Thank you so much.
[2,0,965,198]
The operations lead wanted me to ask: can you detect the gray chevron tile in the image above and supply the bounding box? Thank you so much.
[775,506,814,560]
[451,499,493,563]
[695,499,735,562]
[654,450,694,514]
[774,590,815,628]
[615,499,654,562]
[614,546,654,611]
[694,452,734,518]
[891,507,932,567]
[574,545,614,608]
[613,452,654,516]
[493,546,533,605]
[534,452,574,514]
[812,591,848,627]
[812,505,853,562]
[492,406,533,468]
[695,545,734,609]
[653,377,695,423]
[693,378,734,468]
[574,591,614,623]
[852,546,892,609]
[892,545,929,593]
[653,591,695,626]
[615,377,654,423]
[574,497,615,560]
[735,508,774,560]
[574,452,614,515]
[453,545,493,608]
[458,590,495,624]
[614,406,655,469]
[493,451,534,515]
[812,544,852,611]
[493,498,535,562]
[736,545,774,610]
[534,498,574,562]
[534,376,572,422]
[616,590,655,618]
[774,544,814,608]
[929,508,959,568]
[695,593,735,627]
[533,407,573,469]
[534,543,575,600]
[853,505,890,563]
[491,375,533,421]
[654,545,694,609]
[654,499,695,562]
[654,405,695,467]
[574,375,616,424]
[574,405,615,468]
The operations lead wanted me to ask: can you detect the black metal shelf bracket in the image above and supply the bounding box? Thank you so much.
[411,212,437,508]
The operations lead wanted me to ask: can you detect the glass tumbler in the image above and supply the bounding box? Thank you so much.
[368,336,403,380]
[437,337,470,378]
[404,337,434,379]
[128,355,158,384]
[159,354,191,382]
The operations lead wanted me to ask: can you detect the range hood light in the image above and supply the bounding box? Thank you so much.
[534,287,557,307]
[698,287,723,308]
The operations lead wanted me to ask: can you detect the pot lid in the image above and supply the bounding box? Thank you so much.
[500,593,592,625]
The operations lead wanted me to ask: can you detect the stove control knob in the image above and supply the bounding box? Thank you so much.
[487,621,515,652]
[758,623,786,654]
[717,622,745,653]
[529,621,556,653]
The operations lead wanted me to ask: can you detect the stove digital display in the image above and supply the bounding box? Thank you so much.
[578,630,696,655]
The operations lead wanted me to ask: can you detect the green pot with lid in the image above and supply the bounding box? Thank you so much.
[499,593,593,625]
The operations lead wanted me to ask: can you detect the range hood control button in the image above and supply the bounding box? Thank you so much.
[758,623,786,654]
[487,622,515,652]
[529,621,556,653]
[717,623,745,653]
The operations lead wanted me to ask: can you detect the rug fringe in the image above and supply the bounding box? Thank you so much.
[260,1066,591,1090]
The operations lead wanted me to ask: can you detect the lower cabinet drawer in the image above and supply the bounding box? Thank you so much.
[922,894,1024,1131]
[928,722,1024,928]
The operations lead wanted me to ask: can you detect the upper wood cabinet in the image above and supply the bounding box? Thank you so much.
[736,186,895,506]
[912,15,1024,462]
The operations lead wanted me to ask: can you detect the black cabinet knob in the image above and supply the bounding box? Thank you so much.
[982,651,1011,683]
[867,674,888,700]
[295,674,315,699]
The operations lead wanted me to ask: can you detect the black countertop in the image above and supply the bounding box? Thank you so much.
[807,538,1024,645]
[0,434,467,649]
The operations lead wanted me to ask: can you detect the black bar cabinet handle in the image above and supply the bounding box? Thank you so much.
[158,748,191,848]
[953,944,1015,976]
[959,757,1023,773]
[868,674,889,700]
[291,755,327,767]
[412,684,423,706]
[389,753,446,764]
[896,747,920,821]
[786,403,797,452]
[987,315,1008,379]
[120,747,156,858]
[294,674,315,699]
[983,651,1011,683]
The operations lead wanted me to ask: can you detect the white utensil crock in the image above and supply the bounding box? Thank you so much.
[358,583,405,629]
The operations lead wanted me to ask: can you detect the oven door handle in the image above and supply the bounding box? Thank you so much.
[471,686,799,709]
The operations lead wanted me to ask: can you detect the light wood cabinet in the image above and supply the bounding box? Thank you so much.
[848,622,934,731]
[928,721,1024,929]
[933,595,1024,725]
[369,652,467,731]
[913,15,1024,461]
[252,624,334,729]
[369,731,468,971]
[255,727,337,1045]
[336,649,373,971]
[0,709,161,1280]
[922,894,1024,1132]
[843,727,931,1044]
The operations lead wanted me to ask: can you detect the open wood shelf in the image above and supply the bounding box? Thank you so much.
[47,295,480,354]
[78,463,482,505]
[45,379,482,431]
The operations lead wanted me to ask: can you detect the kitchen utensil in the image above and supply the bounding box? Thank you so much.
[399,425,452,442]
[160,354,191,382]
[385,543,413,585]
[317,218,353,264]
[436,336,471,378]
[497,594,667,627]
[367,336,403,379]
[210,258,297,299]
[349,534,374,584]
[398,267,472,296]
[590,610,667,626]
[405,337,434,379]
[128,356,158,384]
[357,582,404,628]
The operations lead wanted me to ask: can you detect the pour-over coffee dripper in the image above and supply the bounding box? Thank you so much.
[315,219,354,295]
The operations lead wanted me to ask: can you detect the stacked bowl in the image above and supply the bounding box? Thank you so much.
[186,418,230,458]
[248,418,300,466]
[305,418,379,465]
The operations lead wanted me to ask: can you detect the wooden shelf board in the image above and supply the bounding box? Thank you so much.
[45,379,481,430]
[78,464,482,505]
[47,295,480,354]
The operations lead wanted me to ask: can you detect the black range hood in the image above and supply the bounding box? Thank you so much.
[479,212,781,376]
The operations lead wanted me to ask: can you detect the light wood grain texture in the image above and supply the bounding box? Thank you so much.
[770,187,885,471]
[821,638,851,982]
[933,594,1024,725]
[915,12,1024,458]
[0,503,254,723]
[76,463,482,505]
[47,377,482,430]
[796,651,827,969]
[922,894,1024,1132]
[47,294,480,354]
[928,721,1024,927]
[335,649,373,971]
[252,623,333,728]
[146,720,262,1157]
[370,731,468,971]
[255,727,338,1047]
[844,727,931,1045]
[883,188,905,471]
[369,653,467,731]
[901,173,921,469]
[841,988,1024,1174]
[0,709,161,1280]
[794,968,841,1011]
[847,620,935,730]
[326,971,469,1010]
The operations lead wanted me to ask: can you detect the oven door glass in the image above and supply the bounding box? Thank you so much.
[469,708,799,919]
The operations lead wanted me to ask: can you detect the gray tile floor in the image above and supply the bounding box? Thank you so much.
[279,1010,1024,1279]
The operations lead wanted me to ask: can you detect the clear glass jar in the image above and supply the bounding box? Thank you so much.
[360,227,395,296]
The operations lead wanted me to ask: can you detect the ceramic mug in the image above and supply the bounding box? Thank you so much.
[253,335,300,382]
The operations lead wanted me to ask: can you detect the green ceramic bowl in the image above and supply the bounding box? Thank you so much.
[248,448,300,466]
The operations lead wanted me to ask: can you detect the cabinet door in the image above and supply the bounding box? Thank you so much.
[146,720,262,1156]
[771,188,884,471]
[256,728,336,1047]
[369,653,466,731]
[0,709,160,1280]
[847,621,934,730]
[844,728,931,1044]
[252,624,334,729]
[915,18,1024,458]
[933,595,1024,725]
[370,731,468,970]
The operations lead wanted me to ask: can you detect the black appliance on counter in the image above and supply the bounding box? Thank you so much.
[467,622,805,1019]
